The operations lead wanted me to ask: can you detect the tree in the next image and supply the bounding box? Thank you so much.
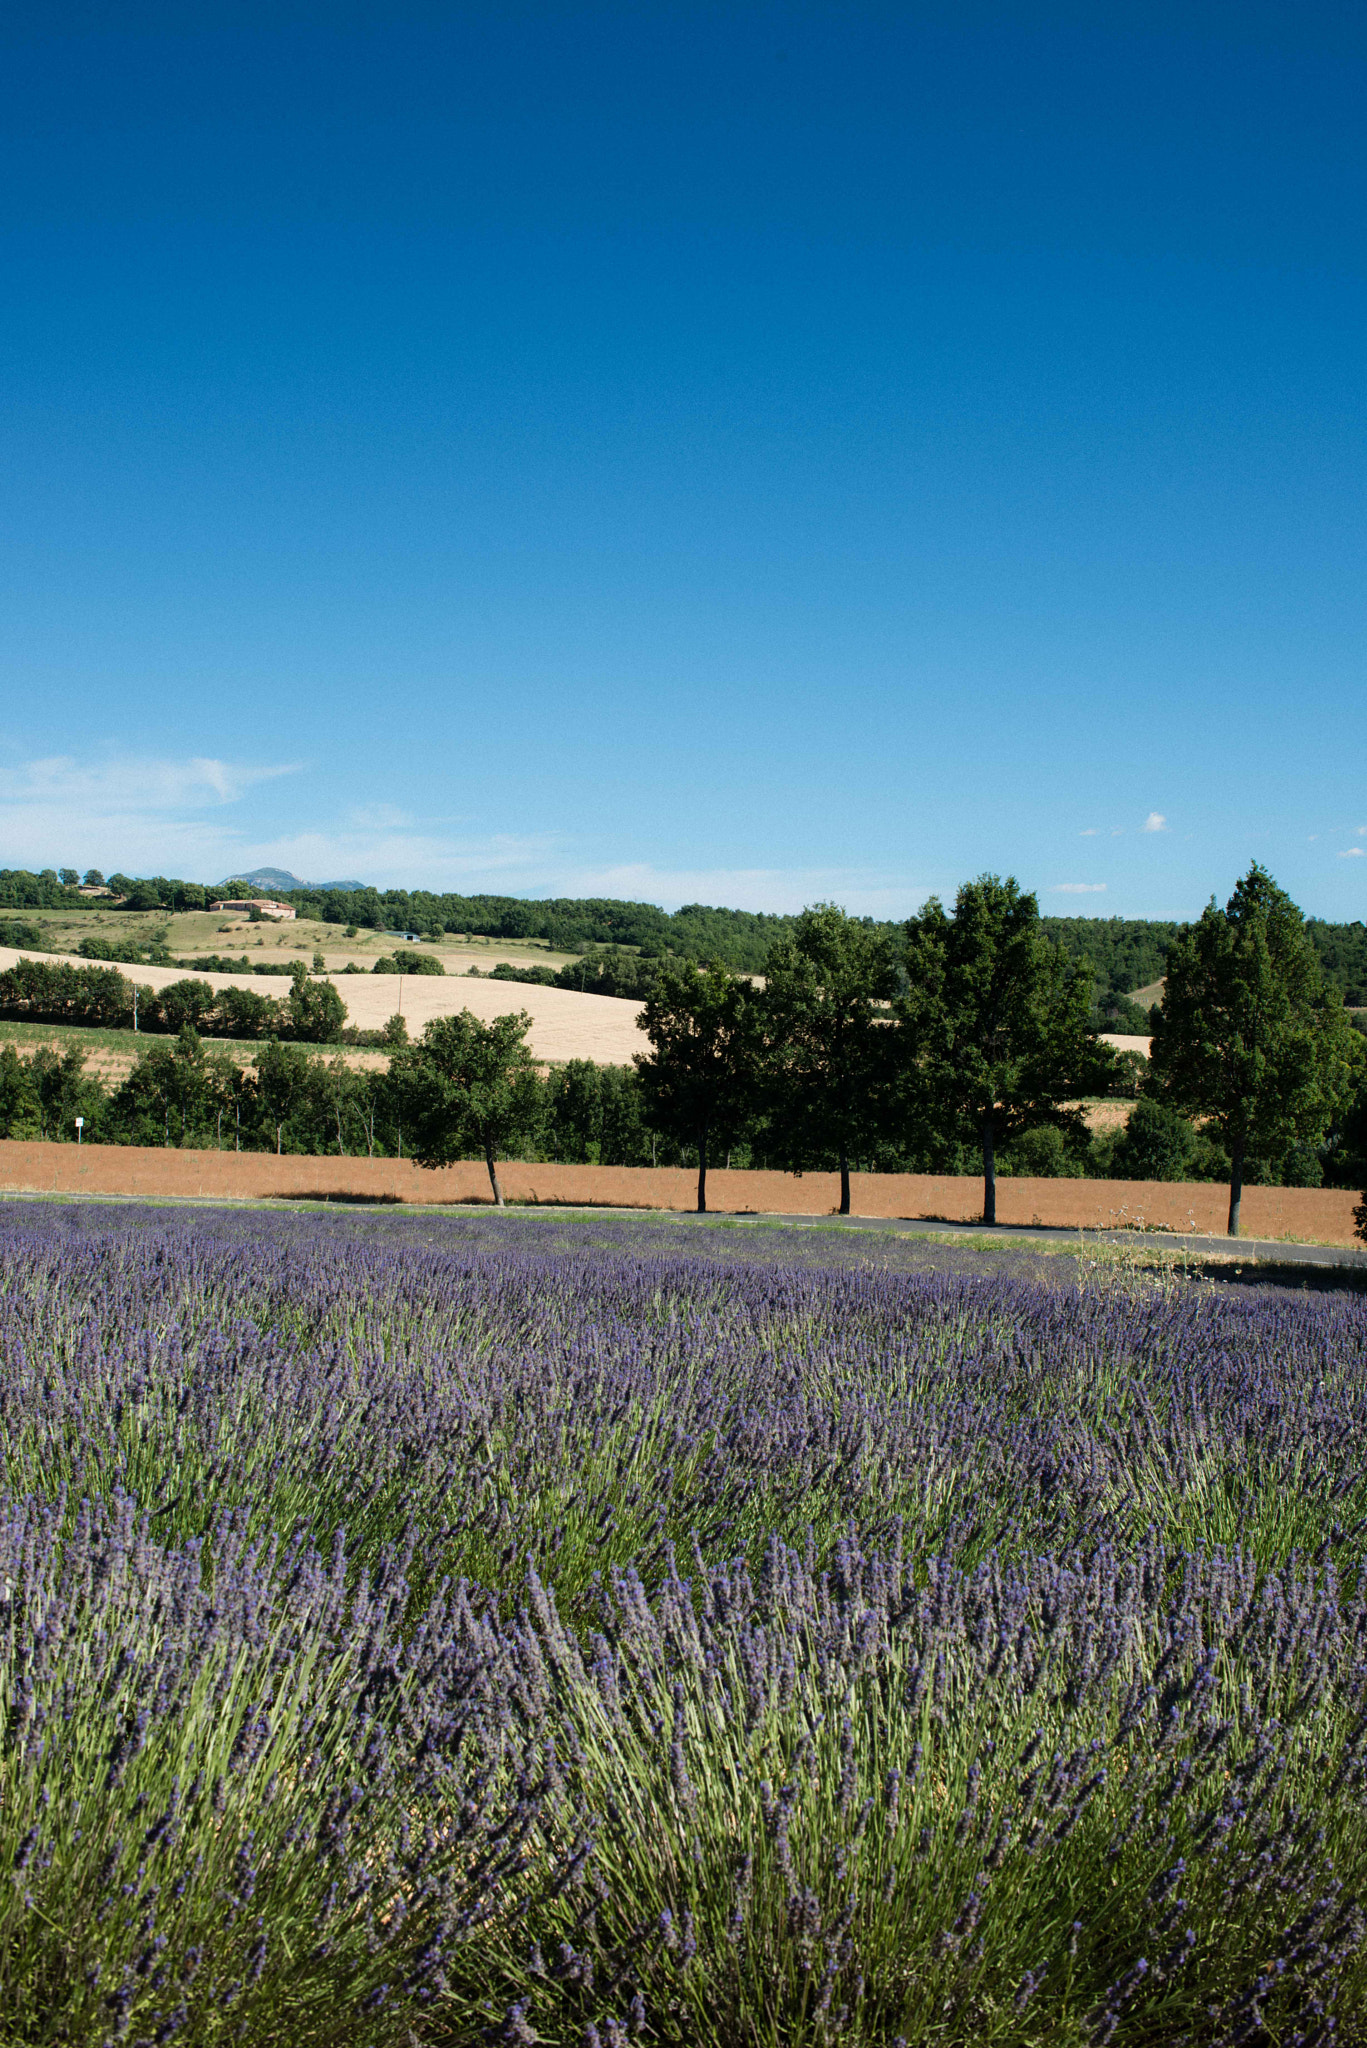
[214,1055,256,1152]
[1146,864,1357,1235]
[1321,1036,1367,1189]
[900,875,1113,1226]
[286,965,345,1043]
[218,985,280,1040]
[393,1008,541,1205]
[155,978,217,1033]
[544,1058,606,1163]
[597,1063,652,1165]
[635,960,760,1213]
[760,904,898,1215]
[25,1045,104,1141]
[108,1029,210,1147]
[312,1055,367,1155]
[1108,1098,1200,1182]
[82,869,104,888]
[254,1039,315,1155]
[0,1044,40,1138]
[58,868,80,887]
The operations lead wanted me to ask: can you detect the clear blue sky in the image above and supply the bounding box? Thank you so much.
[1,2,1364,918]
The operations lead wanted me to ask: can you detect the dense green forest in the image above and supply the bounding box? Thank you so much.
[1039,917,1180,1001]
[4,866,1366,1004]
[268,882,796,968]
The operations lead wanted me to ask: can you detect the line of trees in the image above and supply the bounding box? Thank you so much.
[459,864,1360,1228]
[420,867,1360,1233]
[2,865,1363,1236]
[0,959,346,1043]
[7,861,1366,1005]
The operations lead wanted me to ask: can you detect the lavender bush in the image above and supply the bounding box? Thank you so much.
[2,1201,1366,2043]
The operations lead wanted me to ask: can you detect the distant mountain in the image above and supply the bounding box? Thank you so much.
[220,867,367,893]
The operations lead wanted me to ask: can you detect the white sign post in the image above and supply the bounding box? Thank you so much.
[74,1116,84,1145]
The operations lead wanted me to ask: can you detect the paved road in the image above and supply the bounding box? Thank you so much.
[617,1207,1367,1271]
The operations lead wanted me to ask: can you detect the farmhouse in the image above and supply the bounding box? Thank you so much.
[209,897,296,921]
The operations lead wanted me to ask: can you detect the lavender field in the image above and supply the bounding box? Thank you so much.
[3,1205,1367,2045]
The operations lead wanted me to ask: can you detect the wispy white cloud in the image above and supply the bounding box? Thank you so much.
[560,862,931,917]
[0,751,304,878]
[1338,846,1366,859]
[1141,812,1167,833]
[1078,828,1098,837]
[0,752,298,813]
[0,751,560,891]
[0,749,936,913]
[345,803,414,832]
[1053,882,1107,894]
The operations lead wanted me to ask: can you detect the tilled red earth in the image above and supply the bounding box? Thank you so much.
[0,1140,1360,1245]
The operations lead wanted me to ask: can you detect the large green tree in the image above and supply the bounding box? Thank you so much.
[253,1039,316,1155]
[0,1044,39,1138]
[1146,863,1356,1235]
[635,960,759,1212]
[286,965,346,1043]
[900,875,1112,1226]
[109,1029,222,1148]
[393,1008,541,1205]
[761,904,898,1216]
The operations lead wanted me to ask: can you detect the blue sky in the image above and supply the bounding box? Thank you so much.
[1,1,1364,917]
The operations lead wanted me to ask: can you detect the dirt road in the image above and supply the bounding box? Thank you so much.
[0,1142,1358,1245]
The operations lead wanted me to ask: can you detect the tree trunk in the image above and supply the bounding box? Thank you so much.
[1227,1132,1245,1238]
[838,1141,851,1216]
[485,1146,505,1208]
[697,1120,709,1214]
[982,1113,997,1226]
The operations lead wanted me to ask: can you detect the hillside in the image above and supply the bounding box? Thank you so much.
[0,943,647,1065]
[4,866,1364,1003]
[223,867,368,892]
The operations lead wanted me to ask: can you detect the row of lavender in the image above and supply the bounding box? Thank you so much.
[2,1203,1367,2044]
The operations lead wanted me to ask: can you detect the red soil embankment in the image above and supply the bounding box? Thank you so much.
[0,1142,1361,1245]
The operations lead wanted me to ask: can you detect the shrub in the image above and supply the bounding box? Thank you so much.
[1109,1097,1199,1180]
[998,1123,1085,1176]
[0,957,136,1028]
[3,1212,1367,2042]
